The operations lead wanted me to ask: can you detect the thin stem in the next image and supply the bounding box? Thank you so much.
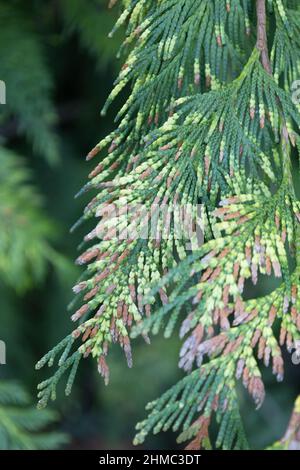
[256,0,272,74]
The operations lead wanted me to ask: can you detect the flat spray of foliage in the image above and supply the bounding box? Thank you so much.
[37,0,300,449]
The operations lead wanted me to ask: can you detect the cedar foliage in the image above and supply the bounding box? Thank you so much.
[267,396,300,449]
[0,1,59,164]
[37,0,300,449]
[0,0,119,164]
[0,381,67,450]
[0,146,66,292]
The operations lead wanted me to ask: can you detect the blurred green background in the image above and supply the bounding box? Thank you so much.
[0,0,299,450]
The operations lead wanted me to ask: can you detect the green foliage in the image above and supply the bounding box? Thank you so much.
[60,0,122,68]
[0,0,122,164]
[0,1,59,164]
[0,146,68,292]
[0,381,68,449]
[133,365,249,450]
[266,396,300,449]
[38,0,300,450]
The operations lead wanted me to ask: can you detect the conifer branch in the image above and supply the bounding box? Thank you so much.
[37,0,300,449]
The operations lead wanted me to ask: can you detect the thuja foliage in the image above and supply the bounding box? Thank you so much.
[0,381,67,450]
[38,0,300,449]
[0,146,66,292]
[268,396,300,449]
[60,0,123,68]
[0,0,119,164]
[0,1,59,164]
